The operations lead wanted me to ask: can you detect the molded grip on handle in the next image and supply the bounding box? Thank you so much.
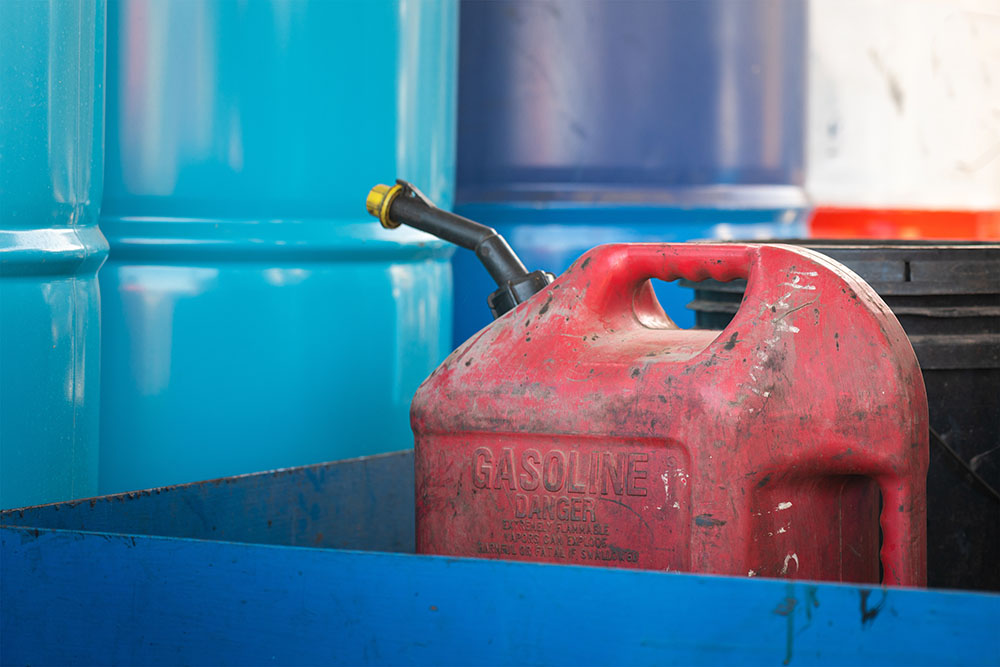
[577,243,755,318]
[878,476,928,587]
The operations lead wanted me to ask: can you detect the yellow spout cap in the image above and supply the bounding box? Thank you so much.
[366,183,403,229]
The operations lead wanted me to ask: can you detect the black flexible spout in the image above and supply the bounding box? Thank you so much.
[366,180,554,319]
[388,194,528,287]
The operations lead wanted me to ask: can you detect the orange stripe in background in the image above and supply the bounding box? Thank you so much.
[809,208,1000,241]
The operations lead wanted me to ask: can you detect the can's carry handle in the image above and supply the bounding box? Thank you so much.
[572,242,927,586]
[576,243,755,322]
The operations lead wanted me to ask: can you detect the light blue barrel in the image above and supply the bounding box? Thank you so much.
[452,0,808,344]
[0,1,108,508]
[98,0,456,494]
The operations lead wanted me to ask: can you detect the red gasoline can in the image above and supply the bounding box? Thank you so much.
[414,243,928,585]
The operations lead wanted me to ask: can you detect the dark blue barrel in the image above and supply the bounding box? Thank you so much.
[98,0,457,494]
[453,0,807,343]
[0,1,108,508]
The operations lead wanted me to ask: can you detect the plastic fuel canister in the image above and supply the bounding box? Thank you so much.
[414,243,928,584]
[365,185,928,585]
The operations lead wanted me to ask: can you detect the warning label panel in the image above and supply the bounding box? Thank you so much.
[418,439,691,571]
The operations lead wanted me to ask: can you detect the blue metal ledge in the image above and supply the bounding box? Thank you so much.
[3,452,998,666]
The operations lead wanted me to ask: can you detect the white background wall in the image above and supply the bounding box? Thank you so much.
[808,0,1000,210]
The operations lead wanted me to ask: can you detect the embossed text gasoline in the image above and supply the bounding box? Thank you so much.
[472,447,649,497]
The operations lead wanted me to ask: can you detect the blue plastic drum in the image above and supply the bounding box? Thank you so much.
[0,1,107,508]
[453,0,808,344]
[99,0,457,493]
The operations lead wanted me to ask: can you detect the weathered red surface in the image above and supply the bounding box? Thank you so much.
[414,243,927,585]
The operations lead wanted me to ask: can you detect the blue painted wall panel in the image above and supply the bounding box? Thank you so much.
[2,451,415,553]
[3,453,998,665]
[2,527,997,666]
